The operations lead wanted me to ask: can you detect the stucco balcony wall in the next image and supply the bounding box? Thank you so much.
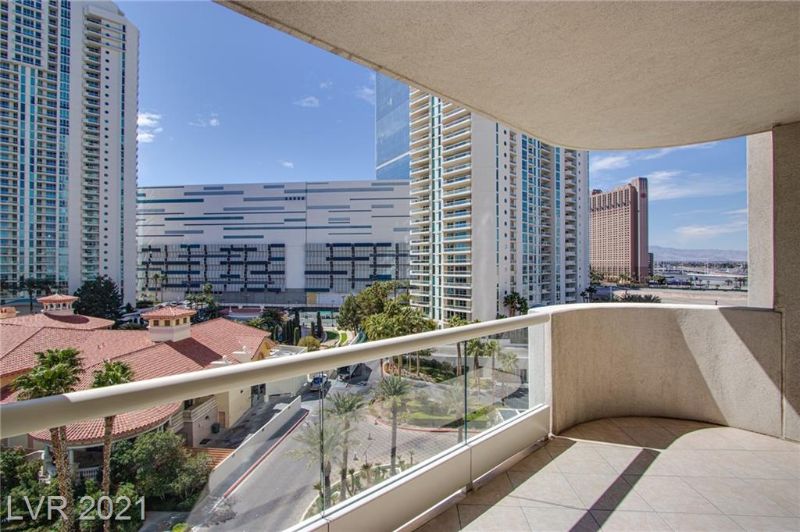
[546,304,786,439]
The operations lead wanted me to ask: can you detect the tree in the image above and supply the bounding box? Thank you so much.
[466,338,500,388]
[131,431,188,500]
[171,453,212,503]
[590,269,604,285]
[616,293,661,303]
[376,376,410,474]
[336,295,360,332]
[290,418,346,508]
[363,299,435,374]
[316,311,324,339]
[18,275,53,313]
[74,276,122,321]
[150,272,162,302]
[92,360,134,532]
[2,447,58,529]
[497,350,519,400]
[336,281,407,332]
[326,393,365,500]
[14,348,84,531]
[248,307,285,331]
[187,283,219,322]
[502,291,527,317]
[297,336,321,352]
[447,315,468,376]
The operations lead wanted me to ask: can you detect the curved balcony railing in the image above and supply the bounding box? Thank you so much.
[0,303,789,532]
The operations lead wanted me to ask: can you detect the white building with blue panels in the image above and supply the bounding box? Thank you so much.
[136,180,410,305]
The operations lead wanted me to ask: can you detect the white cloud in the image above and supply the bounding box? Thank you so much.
[319,80,333,89]
[590,154,631,172]
[675,219,747,238]
[355,85,376,105]
[646,170,745,201]
[639,141,718,161]
[137,112,162,143]
[294,96,320,108]
[279,160,294,169]
[674,202,747,239]
[189,113,221,128]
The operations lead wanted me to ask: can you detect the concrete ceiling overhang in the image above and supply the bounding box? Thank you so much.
[218,1,799,150]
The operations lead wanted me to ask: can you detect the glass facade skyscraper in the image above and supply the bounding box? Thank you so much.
[375,74,410,180]
[0,0,138,304]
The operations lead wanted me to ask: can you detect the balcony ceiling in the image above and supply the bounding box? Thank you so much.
[219,1,799,150]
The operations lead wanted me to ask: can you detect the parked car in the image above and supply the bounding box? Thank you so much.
[309,374,328,391]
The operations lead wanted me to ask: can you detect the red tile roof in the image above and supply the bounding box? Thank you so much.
[1,312,114,330]
[141,306,197,320]
[37,294,78,304]
[3,317,276,445]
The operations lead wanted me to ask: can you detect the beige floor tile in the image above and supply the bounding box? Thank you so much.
[644,450,736,478]
[509,448,560,474]
[712,450,798,480]
[590,510,670,531]
[563,474,653,512]
[595,446,660,476]
[462,473,519,507]
[561,422,638,447]
[610,417,665,429]
[754,451,800,479]
[655,418,717,437]
[682,476,794,517]
[741,478,800,517]
[730,515,800,531]
[507,471,584,509]
[415,506,462,532]
[624,475,720,514]
[522,507,599,531]
[668,429,747,451]
[458,504,531,531]
[550,445,618,476]
[619,426,680,450]
[657,512,743,531]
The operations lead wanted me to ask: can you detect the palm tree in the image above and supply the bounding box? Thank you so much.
[151,272,162,302]
[497,350,519,401]
[92,360,134,532]
[326,393,365,500]
[376,376,410,474]
[14,348,83,532]
[447,316,467,376]
[443,381,466,442]
[290,418,346,509]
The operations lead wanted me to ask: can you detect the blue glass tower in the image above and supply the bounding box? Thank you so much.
[375,74,410,180]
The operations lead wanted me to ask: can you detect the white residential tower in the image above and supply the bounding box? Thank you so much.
[408,89,589,322]
[0,0,138,303]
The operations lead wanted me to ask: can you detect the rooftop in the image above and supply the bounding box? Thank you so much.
[141,306,198,320]
[0,312,114,331]
[36,294,79,304]
[1,317,276,444]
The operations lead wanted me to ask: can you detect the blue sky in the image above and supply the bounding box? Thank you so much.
[589,140,747,251]
[123,1,747,252]
[121,1,377,185]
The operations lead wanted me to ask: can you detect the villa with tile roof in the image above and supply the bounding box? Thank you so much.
[0,295,277,473]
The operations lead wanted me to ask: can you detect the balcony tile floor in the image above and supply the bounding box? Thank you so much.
[415,417,800,531]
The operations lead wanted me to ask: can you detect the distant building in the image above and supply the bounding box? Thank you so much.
[407,90,590,322]
[590,178,649,281]
[375,74,410,180]
[137,180,410,306]
[0,1,139,304]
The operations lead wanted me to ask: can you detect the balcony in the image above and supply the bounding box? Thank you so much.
[8,1,800,530]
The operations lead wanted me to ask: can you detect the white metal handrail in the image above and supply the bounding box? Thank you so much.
[0,312,550,439]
